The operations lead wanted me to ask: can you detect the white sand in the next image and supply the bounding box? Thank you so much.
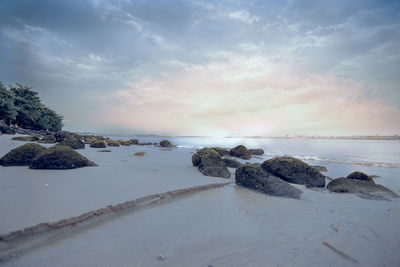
[1,135,400,266]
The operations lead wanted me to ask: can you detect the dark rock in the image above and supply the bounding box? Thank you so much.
[346,171,373,182]
[311,165,328,172]
[30,146,96,169]
[230,145,251,160]
[11,136,40,142]
[0,123,15,135]
[54,131,81,142]
[57,137,85,149]
[235,164,303,199]
[192,148,230,178]
[120,141,131,146]
[211,147,230,156]
[97,149,111,152]
[128,139,139,145]
[261,157,325,188]
[248,149,264,155]
[0,143,47,166]
[137,142,153,146]
[160,140,173,147]
[223,158,242,168]
[38,134,57,144]
[90,140,107,148]
[326,177,399,200]
[107,140,120,147]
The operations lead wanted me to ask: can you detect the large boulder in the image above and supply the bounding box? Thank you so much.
[0,123,15,135]
[261,157,325,188]
[38,134,57,144]
[90,140,107,148]
[57,137,85,149]
[346,171,373,182]
[248,149,264,156]
[192,148,230,178]
[11,136,40,142]
[230,145,251,160]
[211,147,230,157]
[30,146,96,169]
[0,143,47,166]
[160,140,173,147]
[327,177,399,200]
[223,158,242,168]
[235,164,303,199]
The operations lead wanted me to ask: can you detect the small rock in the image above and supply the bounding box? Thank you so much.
[160,140,173,147]
[346,171,373,182]
[107,140,120,147]
[230,145,251,160]
[90,140,107,148]
[248,149,264,155]
[11,136,40,142]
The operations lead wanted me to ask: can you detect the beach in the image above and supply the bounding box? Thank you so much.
[1,134,400,266]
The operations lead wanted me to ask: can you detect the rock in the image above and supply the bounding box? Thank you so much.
[211,147,230,157]
[38,134,56,144]
[248,149,264,155]
[107,140,120,147]
[261,157,325,188]
[30,146,96,169]
[223,158,242,168]
[137,142,153,146]
[54,131,81,142]
[346,171,373,182]
[160,140,173,147]
[0,123,15,135]
[11,136,40,142]
[311,165,328,172]
[326,177,399,200]
[90,140,107,148]
[235,164,303,199]
[133,152,146,157]
[97,149,111,152]
[128,139,139,145]
[230,145,251,160]
[57,137,85,149]
[120,141,131,146]
[192,148,230,178]
[0,143,47,166]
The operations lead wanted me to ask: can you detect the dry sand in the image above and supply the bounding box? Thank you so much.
[1,135,400,266]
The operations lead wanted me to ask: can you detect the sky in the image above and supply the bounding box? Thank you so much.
[1,0,400,136]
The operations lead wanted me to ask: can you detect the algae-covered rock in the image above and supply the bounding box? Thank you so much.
[38,134,57,144]
[90,140,107,148]
[235,164,303,199]
[30,146,96,169]
[223,158,242,168]
[107,140,120,147]
[0,143,47,166]
[192,148,230,178]
[327,177,398,200]
[346,171,373,183]
[211,147,230,157]
[57,137,85,149]
[230,145,251,160]
[261,157,325,188]
[160,140,173,147]
[248,149,264,155]
[11,136,40,142]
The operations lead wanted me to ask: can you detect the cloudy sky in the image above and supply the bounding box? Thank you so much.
[1,0,400,136]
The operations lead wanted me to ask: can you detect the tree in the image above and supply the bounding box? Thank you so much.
[0,82,63,131]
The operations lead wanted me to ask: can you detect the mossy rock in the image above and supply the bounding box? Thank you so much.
[248,149,264,155]
[54,131,81,142]
[11,136,40,142]
[0,143,47,166]
[235,164,303,199]
[107,140,120,147]
[120,141,131,146]
[346,171,373,183]
[192,148,230,178]
[57,137,85,149]
[223,158,242,168]
[90,140,107,148]
[160,140,173,147]
[211,147,230,156]
[38,134,56,144]
[230,145,251,160]
[261,157,325,188]
[30,146,96,169]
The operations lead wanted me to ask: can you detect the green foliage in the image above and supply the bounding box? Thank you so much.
[0,82,63,131]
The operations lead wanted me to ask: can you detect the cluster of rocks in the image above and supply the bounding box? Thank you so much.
[191,145,398,201]
[0,143,96,169]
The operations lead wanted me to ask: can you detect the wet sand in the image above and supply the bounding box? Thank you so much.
[1,135,400,266]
